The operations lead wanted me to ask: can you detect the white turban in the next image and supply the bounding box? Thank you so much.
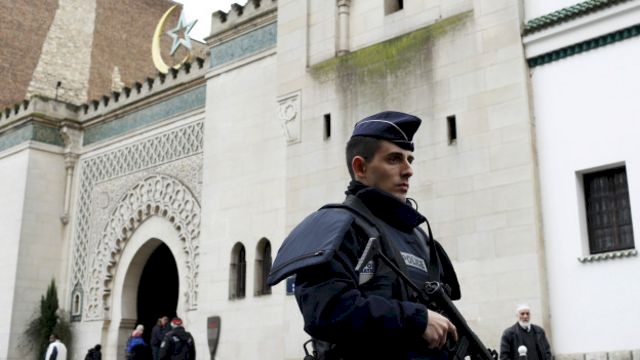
[516,304,530,313]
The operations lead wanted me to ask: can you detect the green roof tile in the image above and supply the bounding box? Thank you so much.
[524,0,631,35]
[527,23,640,67]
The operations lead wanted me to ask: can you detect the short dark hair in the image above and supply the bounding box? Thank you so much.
[345,136,383,179]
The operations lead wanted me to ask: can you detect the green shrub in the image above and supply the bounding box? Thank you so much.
[23,280,73,360]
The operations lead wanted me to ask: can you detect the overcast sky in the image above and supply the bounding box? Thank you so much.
[174,0,240,41]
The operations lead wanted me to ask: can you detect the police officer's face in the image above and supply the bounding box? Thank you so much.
[356,140,414,201]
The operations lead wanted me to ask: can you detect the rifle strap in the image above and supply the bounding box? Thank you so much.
[323,195,412,294]
[344,194,442,282]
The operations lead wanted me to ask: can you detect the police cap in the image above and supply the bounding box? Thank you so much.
[351,111,422,151]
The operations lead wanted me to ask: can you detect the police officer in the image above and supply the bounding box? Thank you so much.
[269,111,460,359]
[158,317,196,360]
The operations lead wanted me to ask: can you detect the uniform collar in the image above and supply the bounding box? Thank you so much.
[346,181,425,232]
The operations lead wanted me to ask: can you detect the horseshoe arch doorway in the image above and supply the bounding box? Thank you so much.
[135,242,179,343]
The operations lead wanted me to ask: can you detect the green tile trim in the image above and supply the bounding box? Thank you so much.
[209,22,277,68]
[32,122,64,146]
[83,86,205,145]
[0,122,63,152]
[528,24,640,67]
[524,0,630,35]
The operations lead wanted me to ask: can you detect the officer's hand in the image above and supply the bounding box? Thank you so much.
[422,310,458,349]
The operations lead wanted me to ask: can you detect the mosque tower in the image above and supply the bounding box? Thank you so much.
[0,0,193,108]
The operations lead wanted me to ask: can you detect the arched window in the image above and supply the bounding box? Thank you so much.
[229,243,246,300]
[254,238,272,296]
[70,282,82,322]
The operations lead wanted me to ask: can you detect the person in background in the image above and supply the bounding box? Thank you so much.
[84,344,102,360]
[126,324,150,360]
[159,317,196,360]
[45,333,67,360]
[500,304,552,360]
[151,317,170,360]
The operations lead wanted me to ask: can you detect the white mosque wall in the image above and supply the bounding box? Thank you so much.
[201,50,289,360]
[349,0,473,51]
[0,148,29,360]
[0,145,66,360]
[303,0,474,65]
[531,36,640,353]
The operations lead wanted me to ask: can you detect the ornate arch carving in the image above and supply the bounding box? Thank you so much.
[85,175,200,320]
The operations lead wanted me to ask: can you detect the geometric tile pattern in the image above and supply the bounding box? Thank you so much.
[210,22,277,68]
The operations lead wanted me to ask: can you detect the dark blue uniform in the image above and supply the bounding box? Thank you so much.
[269,183,460,359]
[158,326,196,360]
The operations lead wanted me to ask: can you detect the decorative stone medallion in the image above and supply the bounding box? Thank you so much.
[277,90,301,144]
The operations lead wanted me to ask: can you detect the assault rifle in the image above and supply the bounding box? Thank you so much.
[355,236,498,360]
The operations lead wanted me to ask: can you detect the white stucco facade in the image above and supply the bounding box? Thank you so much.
[524,0,640,356]
[0,145,67,360]
[0,148,29,360]
[201,50,288,359]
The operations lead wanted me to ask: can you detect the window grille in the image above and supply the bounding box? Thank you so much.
[583,166,635,254]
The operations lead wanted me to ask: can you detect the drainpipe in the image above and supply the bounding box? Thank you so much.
[337,0,351,56]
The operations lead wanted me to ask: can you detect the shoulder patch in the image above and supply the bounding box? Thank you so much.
[268,208,355,285]
[358,260,376,285]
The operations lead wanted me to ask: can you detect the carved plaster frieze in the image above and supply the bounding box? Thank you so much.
[71,121,204,300]
[85,155,202,258]
[85,174,200,321]
[71,121,204,319]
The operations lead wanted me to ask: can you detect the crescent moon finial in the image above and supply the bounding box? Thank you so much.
[151,5,195,74]
[152,5,177,74]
